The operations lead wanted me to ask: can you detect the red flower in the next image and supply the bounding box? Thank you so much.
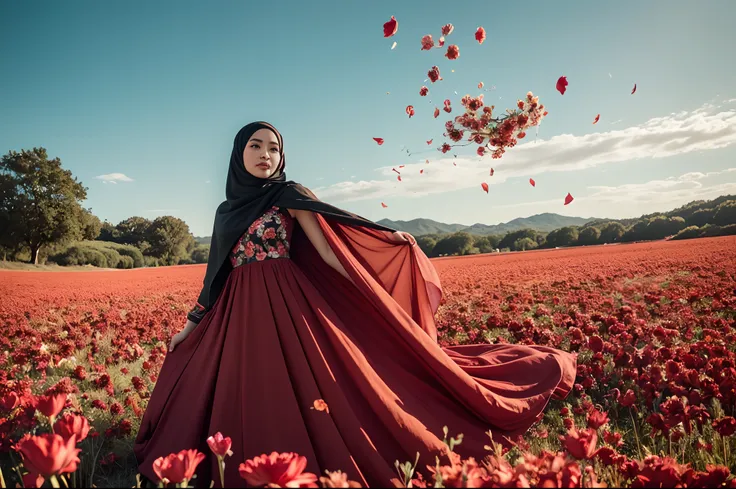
[420,35,434,50]
[35,394,66,418]
[475,27,486,44]
[319,470,362,488]
[17,434,81,478]
[712,417,736,437]
[588,335,604,353]
[406,105,414,118]
[620,389,637,407]
[382,16,398,38]
[441,23,454,36]
[587,408,610,430]
[445,45,460,60]
[54,413,90,443]
[1,392,19,411]
[239,452,319,488]
[419,86,428,96]
[556,76,568,95]
[427,66,442,83]
[152,449,206,485]
[560,428,598,460]
[207,432,233,458]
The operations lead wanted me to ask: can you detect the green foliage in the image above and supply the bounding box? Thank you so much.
[577,226,601,246]
[713,200,736,226]
[512,237,538,251]
[544,226,579,248]
[432,232,474,257]
[48,241,144,269]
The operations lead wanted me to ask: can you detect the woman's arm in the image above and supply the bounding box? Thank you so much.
[290,208,355,284]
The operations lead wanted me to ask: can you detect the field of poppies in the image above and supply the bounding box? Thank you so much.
[0,236,735,487]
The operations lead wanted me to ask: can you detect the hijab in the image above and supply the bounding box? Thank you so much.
[194,121,396,314]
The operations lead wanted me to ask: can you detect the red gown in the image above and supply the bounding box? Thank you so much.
[134,205,576,487]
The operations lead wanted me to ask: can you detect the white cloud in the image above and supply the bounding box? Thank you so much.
[312,103,736,203]
[585,168,736,205]
[95,173,134,183]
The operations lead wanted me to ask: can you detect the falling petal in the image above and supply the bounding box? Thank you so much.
[397,175,402,182]
[425,159,429,163]
[556,76,568,95]
[406,105,415,118]
[392,168,401,175]
[433,107,440,118]
[478,81,484,89]
[631,83,637,94]
[593,114,600,124]
[481,182,489,193]
[398,165,405,168]
[312,399,329,413]
[373,137,384,145]
[490,168,494,176]
[381,202,388,208]
[391,41,397,50]
[475,26,486,44]
[426,139,433,145]
[420,169,424,174]
[529,178,536,187]
[564,192,574,205]
[383,16,398,37]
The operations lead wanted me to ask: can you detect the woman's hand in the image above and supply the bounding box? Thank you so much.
[169,322,196,352]
[390,231,416,245]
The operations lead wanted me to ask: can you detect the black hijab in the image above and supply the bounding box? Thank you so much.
[193,121,396,315]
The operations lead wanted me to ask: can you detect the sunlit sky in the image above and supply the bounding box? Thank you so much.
[2,1,735,236]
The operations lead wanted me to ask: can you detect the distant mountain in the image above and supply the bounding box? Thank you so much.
[194,213,600,244]
[377,212,598,236]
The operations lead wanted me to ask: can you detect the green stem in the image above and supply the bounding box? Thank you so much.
[218,457,225,489]
[629,408,643,460]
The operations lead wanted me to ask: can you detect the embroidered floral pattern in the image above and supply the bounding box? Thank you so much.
[229,206,293,268]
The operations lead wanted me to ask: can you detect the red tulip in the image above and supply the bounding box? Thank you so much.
[587,408,610,430]
[54,413,90,443]
[152,449,206,485]
[35,394,66,418]
[560,428,598,460]
[620,389,637,407]
[1,392,19,411]
[239,452,319,488]
[207,432,233,458]
[17,434,81,477]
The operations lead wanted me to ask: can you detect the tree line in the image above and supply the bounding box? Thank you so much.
[2,148,735,268]
[0,148,209,267]
[416,196,736,257]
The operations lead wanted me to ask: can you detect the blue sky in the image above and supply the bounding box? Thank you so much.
[2,1,735,237]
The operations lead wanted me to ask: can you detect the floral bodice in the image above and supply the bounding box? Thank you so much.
[187,206,294,323]
[229,205,294,267]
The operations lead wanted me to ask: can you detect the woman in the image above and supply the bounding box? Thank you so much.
[133,121,576,488]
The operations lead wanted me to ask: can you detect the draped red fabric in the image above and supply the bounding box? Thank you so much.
[134,215,576,488]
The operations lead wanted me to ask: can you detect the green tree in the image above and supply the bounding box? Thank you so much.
[545,226,579,247]
[713,200,736,226]
[685,208,715,227]
[416,236,437,256]
[472,235,499,253]
[80,208,102,240]
[577,226,601,246]
[432,232,473,256]
[146,216,195,265]
[599,221,626,243]
[512,237,538,251]
[498,229,541,250]
[0,148,88,264]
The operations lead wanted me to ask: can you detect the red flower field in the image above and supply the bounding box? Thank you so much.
[1,236,735,487]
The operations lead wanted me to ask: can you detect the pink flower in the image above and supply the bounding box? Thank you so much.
[152,449,206,485]
[239,452,319,488]
[420,35,434,50]
[35,394,66,418]
[207,432,233,458]
[17,434,81,478]
[53,413,90,443]
[560,427,598,460]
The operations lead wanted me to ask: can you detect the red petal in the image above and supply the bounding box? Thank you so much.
[373,137,384,145]
[481,182,489,193]
[433,107,440,118]
[420,169,424,174]
[529,178,536,187]
[556,76,568,95]
[478,81,484,89]
[631,83,637,94]
[383,16,398,38]
[444,45,460,60]
[453,162,457,166]
[475,27,486,44]
[425,159,429,164]
[397,175,402,181]
[564,192,574,205]
[392,168,400,175]
[441,23,454,36]
[381,202,388,208]
[593,114,600,124]
[426,139,433,145]
[398,165,405,168]
[490,168,494,176]
[406,105,415,118]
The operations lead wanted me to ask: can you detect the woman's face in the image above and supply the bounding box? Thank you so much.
[243,128,282,178]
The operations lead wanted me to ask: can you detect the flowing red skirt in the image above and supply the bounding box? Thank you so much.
[134,220,576,488]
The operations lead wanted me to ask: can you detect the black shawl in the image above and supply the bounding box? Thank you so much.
[188,121,396,323]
